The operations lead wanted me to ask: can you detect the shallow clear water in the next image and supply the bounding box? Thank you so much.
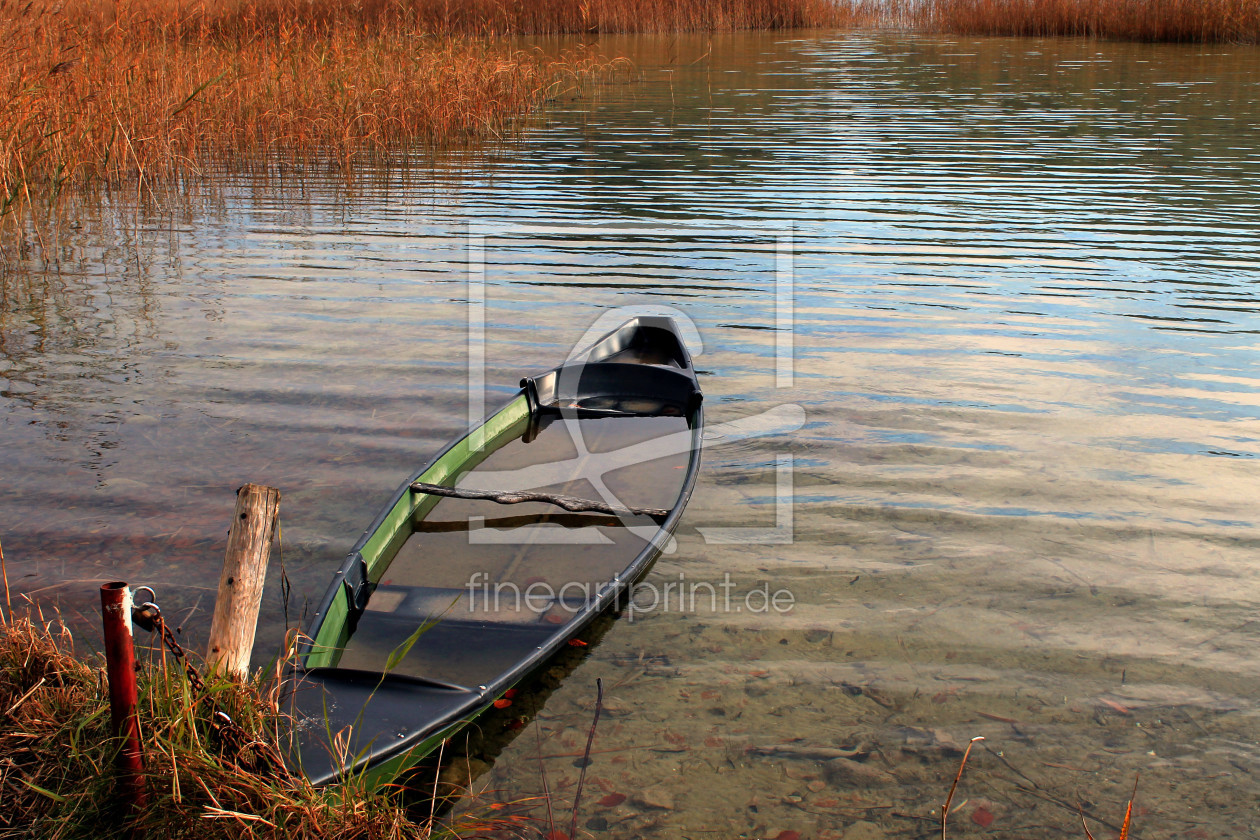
[3,29,1260,838]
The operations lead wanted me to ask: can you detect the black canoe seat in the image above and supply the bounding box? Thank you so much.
[521,318,700,418]
[524,362,699,419]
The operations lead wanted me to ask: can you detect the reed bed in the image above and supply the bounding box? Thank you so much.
[0,0,864,211]
[50,0,862,39]
[0,605,516,838]
[0,1,606,210]
[915,0,1260,43]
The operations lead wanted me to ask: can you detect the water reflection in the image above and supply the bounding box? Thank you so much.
[2,29,1260,838]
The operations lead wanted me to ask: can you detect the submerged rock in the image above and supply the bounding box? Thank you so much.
[750,743,866,761]
[822,757,897,787]
[633,786,676,810]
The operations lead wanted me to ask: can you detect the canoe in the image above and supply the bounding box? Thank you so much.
[285,315,703,787]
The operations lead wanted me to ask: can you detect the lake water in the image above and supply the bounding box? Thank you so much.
[3,29,1260,839]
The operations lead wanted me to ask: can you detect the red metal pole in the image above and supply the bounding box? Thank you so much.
[101,581,146,815]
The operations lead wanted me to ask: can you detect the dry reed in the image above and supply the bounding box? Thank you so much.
[916,0,1260,43]
[0,0,604,208]
[0,0,864,210]
[61,0,860,38]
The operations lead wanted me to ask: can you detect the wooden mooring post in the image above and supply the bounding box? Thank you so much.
[206,483,281,680]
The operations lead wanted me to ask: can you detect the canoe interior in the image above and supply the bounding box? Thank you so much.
[302,394,531,669]
[321,412,689,690]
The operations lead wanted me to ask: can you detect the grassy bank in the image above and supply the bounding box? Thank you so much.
[915,0,1260,43]
[0,0,862,210]
[0,606,515,839]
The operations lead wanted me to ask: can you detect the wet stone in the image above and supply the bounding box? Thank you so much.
[823,757,897,787]
[634,786,676,810]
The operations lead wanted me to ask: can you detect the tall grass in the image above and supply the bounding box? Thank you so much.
[0,0,864,210]
[56,0,860,39]
[915,0,1260,43]
[0,605,517,838]
[0,0,605,209]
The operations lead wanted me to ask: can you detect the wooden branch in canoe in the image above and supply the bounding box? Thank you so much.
[410,481,669,519]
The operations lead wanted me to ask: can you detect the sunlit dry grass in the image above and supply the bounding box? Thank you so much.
[142,0,864,36]
[0,1,613,210]
[0,0,867,211]
[916,0,1260,42]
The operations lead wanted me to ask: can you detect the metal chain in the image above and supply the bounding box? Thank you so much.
[133,596,290,780]
[136,604,205,694]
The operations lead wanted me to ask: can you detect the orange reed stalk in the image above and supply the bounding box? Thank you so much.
[0,0,868,207]
[0,2,599,197]
[64,0,862,38]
